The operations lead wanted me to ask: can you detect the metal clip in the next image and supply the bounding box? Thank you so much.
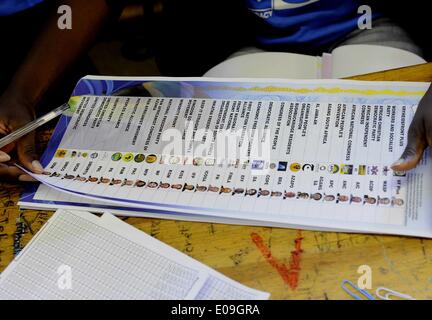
[376,287,415,300]
[341,280,375,300]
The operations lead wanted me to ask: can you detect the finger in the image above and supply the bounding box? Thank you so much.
[391,120,427,171]
[18,174,37,182]
[1,142,16,155]
[0,150,10,162]
[0,164,37,182]
[16,132,43,174]
[0,163,24,180]
[0,122,10,135]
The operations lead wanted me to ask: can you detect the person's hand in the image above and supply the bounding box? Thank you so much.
[392,85,432,171]
[0,91,42,181]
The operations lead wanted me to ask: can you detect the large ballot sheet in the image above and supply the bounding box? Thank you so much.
[19,76,432,237]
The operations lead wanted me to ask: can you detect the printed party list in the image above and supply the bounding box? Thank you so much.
[21,77,432,237]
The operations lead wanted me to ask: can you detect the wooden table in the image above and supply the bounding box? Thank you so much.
[1,63,432,300]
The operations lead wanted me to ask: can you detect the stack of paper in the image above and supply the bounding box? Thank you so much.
[0,209,269,300]
[204,44,426,79]
[18,76,432,237]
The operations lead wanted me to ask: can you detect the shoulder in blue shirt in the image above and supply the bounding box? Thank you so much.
[247,0,378,49]
[0,0,43,16]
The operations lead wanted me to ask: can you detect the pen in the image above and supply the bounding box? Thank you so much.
[0,102,70,149]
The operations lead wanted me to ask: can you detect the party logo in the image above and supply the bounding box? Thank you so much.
[290,162,301,172]
[277,161,287,171]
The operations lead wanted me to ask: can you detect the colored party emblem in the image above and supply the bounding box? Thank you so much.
[302,163,315,171]
[340,165,353,175]
[111,152,122,161]
[252,160,265,170]
[319,164,327,171]
[123,153,134,162]
[357,165,366,175]
[277,161,287,171]
[55,149,67,158]
[367,165,379,175]
[328,164,339,174]
[290,162,301,172]
[134,154,145,163]
[193,157,204,166]
[205,158,215,166]
[146,154,157,163]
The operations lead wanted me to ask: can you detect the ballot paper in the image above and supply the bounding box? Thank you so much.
[18,76,432,237]
[0,209,269,300]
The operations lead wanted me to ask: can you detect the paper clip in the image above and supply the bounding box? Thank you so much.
[375,287,415,300]
[341,280,375,300]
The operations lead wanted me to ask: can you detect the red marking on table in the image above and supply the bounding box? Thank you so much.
[251,230,304,289]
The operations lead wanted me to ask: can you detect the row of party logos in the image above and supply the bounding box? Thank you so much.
[42,171,404,207]
[54,149,405,177]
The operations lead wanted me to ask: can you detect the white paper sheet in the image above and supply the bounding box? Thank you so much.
[0,209,269,300]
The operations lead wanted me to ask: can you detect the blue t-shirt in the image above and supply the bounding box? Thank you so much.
[247,0,375,49]
[0,0,43,16]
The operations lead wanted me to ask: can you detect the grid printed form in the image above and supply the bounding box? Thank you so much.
[196,276,265,300]
[0,212,202,300]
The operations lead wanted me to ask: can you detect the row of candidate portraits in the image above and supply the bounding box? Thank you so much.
[43,171,404,207]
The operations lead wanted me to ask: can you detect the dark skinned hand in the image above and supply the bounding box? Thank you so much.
[392,84,432,171]
[0,91,41,182]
